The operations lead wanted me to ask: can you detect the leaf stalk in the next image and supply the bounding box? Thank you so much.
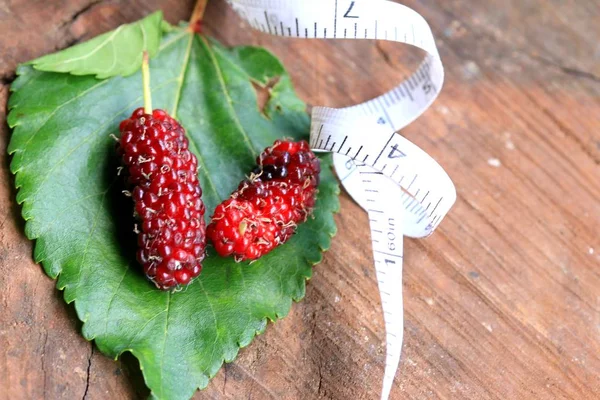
[189,0,209,33]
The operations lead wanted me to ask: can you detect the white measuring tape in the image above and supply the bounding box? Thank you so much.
[226,1,456,398]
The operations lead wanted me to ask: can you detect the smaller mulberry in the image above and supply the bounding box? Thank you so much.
[207,139,320,261]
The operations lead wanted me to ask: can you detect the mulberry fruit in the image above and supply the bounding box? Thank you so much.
[207,139,320,261]
[118,53,207,290]
[118,107,206,290]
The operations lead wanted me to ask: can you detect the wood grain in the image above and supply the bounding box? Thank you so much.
[1,0,599,399]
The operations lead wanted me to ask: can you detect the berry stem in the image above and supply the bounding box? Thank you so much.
[189,0,209,33]
[142,51,152,114]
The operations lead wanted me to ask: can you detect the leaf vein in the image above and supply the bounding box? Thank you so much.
[158,30,188,51]
[16,79,109,161]
[74,187,110,297]
[159,292,172,396]
[198,36,257,159]
[197,279,220,371]
[171,33,193,118]
[33,189,113,259]
[125,309,168,349]
[107,40,118,74]
[104,265,130,336]
[237,266,254,338]
[186,134,222,204]
[50,25,124,67]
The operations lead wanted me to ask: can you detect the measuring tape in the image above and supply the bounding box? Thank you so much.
[226,0,455,398]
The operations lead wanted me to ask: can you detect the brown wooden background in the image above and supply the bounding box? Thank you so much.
[1,0,599,399]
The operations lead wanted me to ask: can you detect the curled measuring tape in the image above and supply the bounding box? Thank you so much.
[226,0,456,398]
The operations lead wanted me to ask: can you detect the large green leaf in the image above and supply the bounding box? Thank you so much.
[8,24,339,400]
[30,11,163,79]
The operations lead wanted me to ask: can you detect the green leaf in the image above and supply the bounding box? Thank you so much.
[30,11,163,79]
[8,26,339,400]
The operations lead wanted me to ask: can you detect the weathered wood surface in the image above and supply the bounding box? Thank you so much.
[1,0,599,399]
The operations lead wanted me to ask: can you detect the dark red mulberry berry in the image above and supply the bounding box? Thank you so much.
[207,139,320,261]
[118,107,206,290]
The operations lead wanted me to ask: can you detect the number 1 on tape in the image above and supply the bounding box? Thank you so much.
[226,1,456,398]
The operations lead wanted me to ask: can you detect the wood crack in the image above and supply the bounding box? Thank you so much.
[309,308,325,397]
[60,0,103,29]
[317,360,324,396]
[82,344,93,400]
[222,364,228,395]
[529,54,600,84]
[41,330,49,399]
[375,42,393,67]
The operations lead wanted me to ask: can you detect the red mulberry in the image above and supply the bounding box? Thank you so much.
[118,107,206,290]
[207,139,320,261]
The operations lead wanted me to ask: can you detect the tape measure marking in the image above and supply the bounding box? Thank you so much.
[226,1,456,399]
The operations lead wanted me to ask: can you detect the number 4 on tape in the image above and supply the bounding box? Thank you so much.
[388,144,406,159]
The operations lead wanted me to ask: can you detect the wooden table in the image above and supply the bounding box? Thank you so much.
[1,1,599,398]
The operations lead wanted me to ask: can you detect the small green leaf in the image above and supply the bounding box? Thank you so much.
[30,11,163,79]
[8,25,339,400]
